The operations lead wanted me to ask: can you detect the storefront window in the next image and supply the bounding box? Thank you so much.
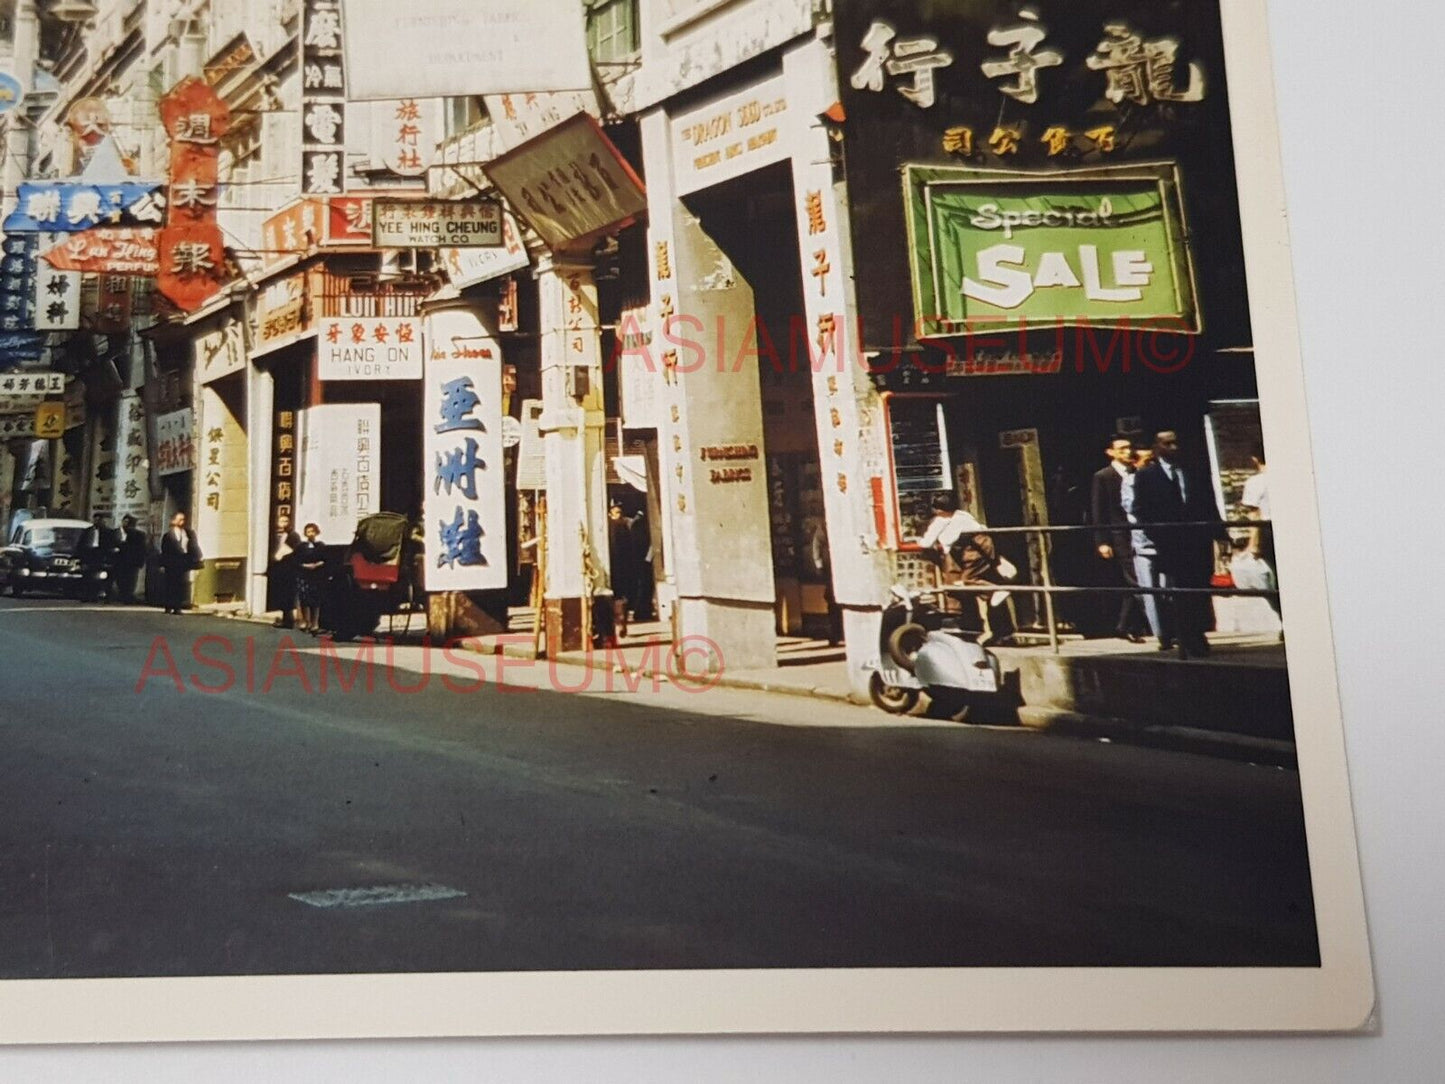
[586,0,639,64]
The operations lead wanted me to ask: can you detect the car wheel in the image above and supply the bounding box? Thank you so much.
[868,671,920,715]
[885,622,928,673]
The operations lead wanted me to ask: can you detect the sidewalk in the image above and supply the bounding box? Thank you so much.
[210,601,1295,763]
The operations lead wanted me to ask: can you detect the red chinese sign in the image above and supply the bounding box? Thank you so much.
[157,76,231,312]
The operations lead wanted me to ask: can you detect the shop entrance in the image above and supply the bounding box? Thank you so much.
[684,162,837,644]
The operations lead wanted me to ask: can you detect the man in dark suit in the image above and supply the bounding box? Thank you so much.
[79,514,115,601]
[113,514,148,604]
[265,513,303,628]
[1128,430,1228,658]
[1090,433,1148,642]
[158,511,201,614]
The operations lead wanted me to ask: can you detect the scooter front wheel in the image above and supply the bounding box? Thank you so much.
[869,671,920,715]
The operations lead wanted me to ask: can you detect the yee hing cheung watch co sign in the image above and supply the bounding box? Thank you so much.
[904,162,1199,337]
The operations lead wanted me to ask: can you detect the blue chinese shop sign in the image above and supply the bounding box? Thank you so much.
[3,181,167,233]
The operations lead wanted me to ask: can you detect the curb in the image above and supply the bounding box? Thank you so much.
[1016,706,1298,767]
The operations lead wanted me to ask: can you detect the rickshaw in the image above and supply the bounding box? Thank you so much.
[324,512,427,641]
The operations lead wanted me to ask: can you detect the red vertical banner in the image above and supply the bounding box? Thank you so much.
[157,76,231,312]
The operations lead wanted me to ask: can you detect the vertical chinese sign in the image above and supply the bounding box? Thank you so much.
[373,98,439,177]
[114,391,150,529]
[271,408,297,536]
[301,0,347,195]
[157,76,230,312]
[422,308,506,592]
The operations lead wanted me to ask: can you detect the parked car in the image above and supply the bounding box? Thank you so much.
[0,518,108,599]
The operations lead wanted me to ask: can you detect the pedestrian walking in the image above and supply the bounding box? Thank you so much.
[79,514,114,601]
[1127,430,1227,659]
[158,512,201,615]
[294,523,329,635]
[607,501,637,637]
[266,513,302,629]
[113,515,147,604]
[1090,433,1149,642]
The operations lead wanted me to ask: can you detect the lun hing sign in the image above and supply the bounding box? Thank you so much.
[904,164,1197,336]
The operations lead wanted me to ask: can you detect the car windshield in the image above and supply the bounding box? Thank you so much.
[30,527,85,552]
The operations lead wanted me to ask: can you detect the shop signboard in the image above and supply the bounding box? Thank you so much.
[438,211,528,289]
[669,72,791,197]
[296,403,380,543]
[157,76,230,313]
[0,371,65,402]
[0,414,36,438]
[342,0,592,101]
[326,195,373,246]
[195,319,248,384]
[154,408,195,477]
[262,199,325,267]
[481,89,599,154]
[300,0,348,195]
[485,113,647,252]
[315,316,423,381]
[421,308,507,591]
[3,182,166,233]
[0,234,39,337]
[255,273,311,354]
[0,70,23,115]
[32,266,82,331]
[905,165,1197,335]
[113,392,150,523]
[514,399,546,491]
[832,0,1243,355]
[371,199,503,249]
[371,97,441,177]
[34,401,66,440]
[42,229,160,276]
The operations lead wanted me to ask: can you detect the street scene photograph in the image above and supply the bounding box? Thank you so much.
[0,0,1372,1036]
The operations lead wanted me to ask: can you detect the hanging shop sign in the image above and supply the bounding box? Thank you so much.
[316,316,423,381]
[93,274,133,333]
[326,195,373,245]
[669,72,791,198]
[3,182,166,233]
[33,266,82,331]
[342,0,592,102]
[372,199,503,249]
[0,415,35,438]
[195,319,248,384]
[154,407,195,476]
[300,0,348,195]
[0,234,38,336]
[0,371,65,401]
[484,113,647,252]
[481,89,599,154]
[114,391,149,522]
[296,403,380,541]
[261,199,324,268]
[42,229,159,275]
[88,408,117,519]
[255,272,311,352]
[34,401,66,440]
[204,35,257,87]
[0,71,23,116]
[833,0,1237,355]
[515,398,546,491]
[903,164,1198,335]
[421,307,507,592]
[271,408,297,525]
[438,211,528,289]
[157,76,231,313]
[371,98,441,177]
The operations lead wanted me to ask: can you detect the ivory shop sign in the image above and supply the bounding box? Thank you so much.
[316,316,423,381]
[903,164,1198,335]
[438,210,528,289]
[371,199,503,249]
[484,113,647,252]
[422,307,506,592]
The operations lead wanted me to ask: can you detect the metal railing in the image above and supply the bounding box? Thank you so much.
[905,519,1278,654]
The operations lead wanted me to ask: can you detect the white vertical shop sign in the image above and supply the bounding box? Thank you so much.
[296,403,380,541]
[421,307,506,591]
[33,266,82,330]
[154,407,195,476]
[370,98,441,176]
[113,391,150,525]
[342,0,592,101]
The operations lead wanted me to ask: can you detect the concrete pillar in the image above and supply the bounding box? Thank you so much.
[537,256,610,654]
[2,1,39,221]
[639,110,777,675]
[783,40,893,697]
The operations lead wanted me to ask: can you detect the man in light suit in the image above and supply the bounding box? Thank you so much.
[1127,430,1227,658]
[158,511,202,615]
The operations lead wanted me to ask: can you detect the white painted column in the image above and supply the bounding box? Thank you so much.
[537,256,610,652]
[784,39,893,697]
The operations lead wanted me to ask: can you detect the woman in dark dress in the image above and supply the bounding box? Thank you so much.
[294,523,328,635]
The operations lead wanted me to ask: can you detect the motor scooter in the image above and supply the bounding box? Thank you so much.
[863,584,1012,722]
